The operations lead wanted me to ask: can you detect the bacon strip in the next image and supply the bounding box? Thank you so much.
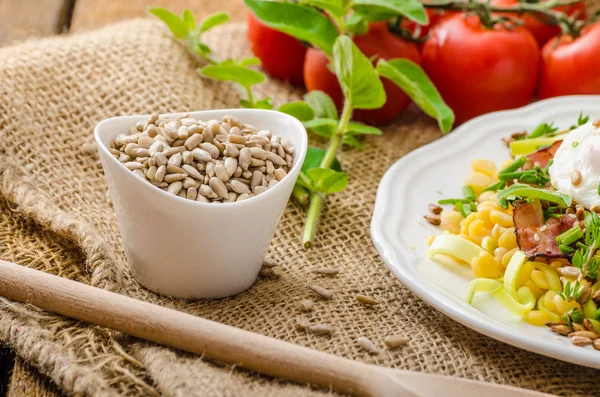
[523,140,562,170]
[513,200,581,259]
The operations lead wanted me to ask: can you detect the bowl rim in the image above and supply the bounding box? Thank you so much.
[94,108,308,209]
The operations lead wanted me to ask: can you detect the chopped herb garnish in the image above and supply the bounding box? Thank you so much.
[559,245,575,255]
[556,224,583,246]
[529,122,559,139]
[455,201,471,217]
[439,185,479,217]
[496,184,571,209]
[438,198,472,205]
[562,308,584,327]
[569,112,589,130]
[498,164,551,187]
[463,186,476,200]
[500,156,527,174]
[572,141,579,148]
[482,180,506,193]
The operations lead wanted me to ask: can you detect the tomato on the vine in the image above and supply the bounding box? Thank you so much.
[421,14,539,125]
[538,22,600,99]
[491,0,586,46]
[304,22,421,126]
[247,13,307,85]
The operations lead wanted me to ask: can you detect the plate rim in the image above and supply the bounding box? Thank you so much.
[371,95,600,369]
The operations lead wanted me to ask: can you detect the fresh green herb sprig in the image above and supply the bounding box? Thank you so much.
[438,186,478,217]
[569,112,589,130]
[152,0,456,248]
[149,8,273,109]
[496,183,571,210]
[570,210,600,281]
[558,280,585,302]
[562,308,585,327]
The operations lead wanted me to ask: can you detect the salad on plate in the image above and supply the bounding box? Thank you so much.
[426,114,600,348]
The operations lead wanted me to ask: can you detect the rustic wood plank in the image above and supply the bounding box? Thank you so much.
[71,0,246,32]
[0,0,73,46]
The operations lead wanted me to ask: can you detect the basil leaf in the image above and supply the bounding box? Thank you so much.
[149,7,188,39]
[254,97,273,109]
[199,64,265,88]
[304,91,338,120]
[244,0,339,54]
[183,9,196,32]
[343,135,363,150]
[199,12,230,33]
[376,58,454,133]
[298,0,347,17]
[352,0,428,24]
[303,119,337,138]
[346,13,370,35]
[347,122,382,136]
[333,35,386,110]
[322,171,348,193]
[307,168,348,194]
[302,147,342,173]
[240,57,261,67]
[278,102,315,121]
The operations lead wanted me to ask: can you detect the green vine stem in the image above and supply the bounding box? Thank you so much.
[302,99,353,248]
[394,0,585,37]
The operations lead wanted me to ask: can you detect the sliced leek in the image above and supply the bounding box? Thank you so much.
[583,298,598,320]
[531,262,562,292]
[509,136,565,156]
[538,293,561,322]
[428,235,483,264]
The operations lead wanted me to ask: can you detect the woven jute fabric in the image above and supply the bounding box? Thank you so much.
[1,16,600,397]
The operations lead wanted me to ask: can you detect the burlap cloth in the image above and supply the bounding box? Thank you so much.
[0,16,599,397]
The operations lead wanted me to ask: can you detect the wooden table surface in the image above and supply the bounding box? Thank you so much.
[0,2,244,395]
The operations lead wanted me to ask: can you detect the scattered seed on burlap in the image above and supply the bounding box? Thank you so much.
[295,315,310,330]
[308,324,333,335]
[356,294,379,306]
[313,268,339,275]
[357,337,379,354]
[81,142,97,154]
[310,285,333,300]
[259,267,281,279]
[384,335,410,348]
[111,114,294,202]
[297,299,314,312]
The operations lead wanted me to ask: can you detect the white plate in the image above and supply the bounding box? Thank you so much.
[371,95,600,369]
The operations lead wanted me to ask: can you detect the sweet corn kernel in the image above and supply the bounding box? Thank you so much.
[516,261,535,288]
[531,269,549,290]
[468,219,487,237]
[544,291,558,314]
[464,172,492,195]
[493,247,508,265]
[476,207,494,228]
[498,228,517,250]
[471,159,497,178]
[426,235,435,246]
[502,248,518,268]
[490,210,514,228]
[481,236,497,253]
[491,224,507,240]
[471,251,503,278]
[461,212,478,232]
[478,190,494,203]
[440,210,462,234]
[549,261,563,271]
[553,295,581,315]
[524,280,544,299]
[468,235,483,246]
[524,310,550,326]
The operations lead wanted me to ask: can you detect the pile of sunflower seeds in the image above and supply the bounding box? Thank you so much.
[110,114,294,203]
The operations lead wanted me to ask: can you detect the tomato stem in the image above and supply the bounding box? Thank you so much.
[423,0,584,37]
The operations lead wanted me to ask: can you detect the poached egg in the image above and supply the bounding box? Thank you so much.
[549,121,600,209]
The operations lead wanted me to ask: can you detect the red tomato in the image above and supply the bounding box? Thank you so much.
[303,22,421,125]
[491,0,586,46]
[421,14,539,125]
[402,9,444,40]
[247,13,307,85]
[538,22,600,99]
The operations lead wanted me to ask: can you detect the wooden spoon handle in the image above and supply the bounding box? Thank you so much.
[0,260,416,397]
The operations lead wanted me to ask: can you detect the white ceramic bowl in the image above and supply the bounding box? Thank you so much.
[95,109,308,299]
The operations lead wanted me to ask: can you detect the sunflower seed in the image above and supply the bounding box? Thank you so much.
[424,214,441,226]
[569,331,598,340]
[571,335,593,347]
[166,165,186,174]
[239,148,252,170]
[313,268,339,275]
[357,337,379,354]
[155,165,166,182]
[298,299,315,312]
[384,335,410,348]
[82,142,97,154]
[167,181,183,195]
[550,324,573,335]
[310,285,332,300]
[209,177,229,199]
[356,295,379,305]
[295,316,310,330]
[308,324,333,335]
